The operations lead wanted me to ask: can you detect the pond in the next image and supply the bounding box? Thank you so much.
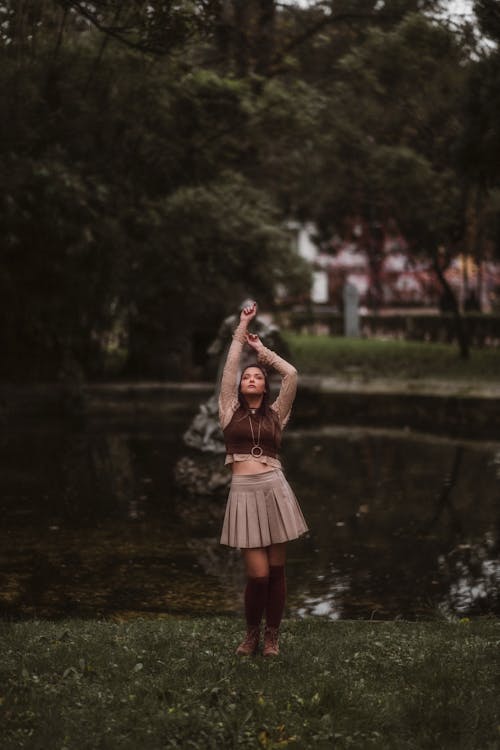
[1,404,498,621]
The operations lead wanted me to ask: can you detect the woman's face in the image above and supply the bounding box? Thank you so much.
[240,367,266,397]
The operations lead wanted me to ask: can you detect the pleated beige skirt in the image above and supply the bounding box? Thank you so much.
[220,469,309,549]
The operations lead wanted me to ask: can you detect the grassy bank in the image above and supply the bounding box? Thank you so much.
[283,333,500,381]
[1,617,499,749]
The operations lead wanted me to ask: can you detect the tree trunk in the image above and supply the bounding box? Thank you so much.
[433,250,470,360]
[233,0,251,77]
[214,0,234,63]
[473,184,487,311]
[255,0,276,77]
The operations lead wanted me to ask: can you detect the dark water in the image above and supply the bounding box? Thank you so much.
[1,410,499,621]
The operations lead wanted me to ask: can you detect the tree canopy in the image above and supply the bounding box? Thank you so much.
[1,0,499,380]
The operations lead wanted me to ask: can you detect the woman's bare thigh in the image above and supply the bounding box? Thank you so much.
[241,547,269,577]
[268,541,287,566]
[241,542,287,576]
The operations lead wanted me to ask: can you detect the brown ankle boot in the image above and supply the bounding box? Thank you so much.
[235,625,260,656]
[262,625,280,657]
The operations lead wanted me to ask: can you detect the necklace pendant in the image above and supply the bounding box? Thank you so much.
[248,414,263,458]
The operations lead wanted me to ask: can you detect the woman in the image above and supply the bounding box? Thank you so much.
[219,301,309,656]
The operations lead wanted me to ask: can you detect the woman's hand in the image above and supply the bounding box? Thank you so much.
[245,332,264,353]
[239,301,257,325]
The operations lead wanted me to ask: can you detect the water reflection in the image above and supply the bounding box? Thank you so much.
[285,428,499,619]
[0,418,498,620]
[438,532,499,615]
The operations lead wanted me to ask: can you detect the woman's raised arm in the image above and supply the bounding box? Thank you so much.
[218,302,257,429]
[245,333,298,429]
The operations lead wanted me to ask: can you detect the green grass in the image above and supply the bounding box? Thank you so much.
[1,617,499,749]
[284,333,500,381]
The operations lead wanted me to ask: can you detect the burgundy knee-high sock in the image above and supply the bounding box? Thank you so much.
[266,565,287,628]
[244,576,269,628]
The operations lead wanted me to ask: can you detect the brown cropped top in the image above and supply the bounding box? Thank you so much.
[218,320,298,468]
[223,406,281,458]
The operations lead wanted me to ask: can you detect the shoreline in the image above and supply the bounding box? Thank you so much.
[2,378,499,439]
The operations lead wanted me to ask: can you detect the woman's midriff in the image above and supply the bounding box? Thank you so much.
[231,459,275,475]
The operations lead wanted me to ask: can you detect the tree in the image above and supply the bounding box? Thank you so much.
[1,0,493,378]
[269,11,473,355]
[0,26,310,380]
[455,0,500,312]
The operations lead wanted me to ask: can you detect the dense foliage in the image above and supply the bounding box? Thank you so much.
[1,0,499,380]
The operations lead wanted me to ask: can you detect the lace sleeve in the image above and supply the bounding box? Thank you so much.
[257,346,298,429]
[218,321,247,430]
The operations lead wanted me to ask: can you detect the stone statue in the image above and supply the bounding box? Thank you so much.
[182,393,224,454]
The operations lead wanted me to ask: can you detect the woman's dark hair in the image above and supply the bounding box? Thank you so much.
[238,364,271,415]
[237,364,281,435]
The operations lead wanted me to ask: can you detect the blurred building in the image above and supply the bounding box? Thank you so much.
[288,220,500,312]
